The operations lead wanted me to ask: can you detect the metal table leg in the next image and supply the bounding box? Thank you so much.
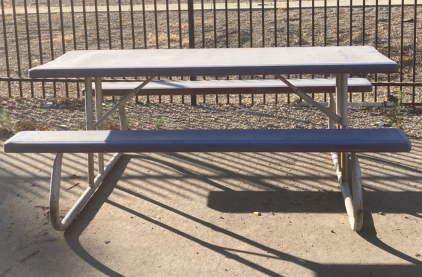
[333,73,364,231]
[84,77,95,186]
[95,77,104,174]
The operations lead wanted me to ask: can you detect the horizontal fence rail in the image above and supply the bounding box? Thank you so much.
[0,0,421,105]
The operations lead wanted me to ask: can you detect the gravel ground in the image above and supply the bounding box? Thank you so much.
[1,93,422,139]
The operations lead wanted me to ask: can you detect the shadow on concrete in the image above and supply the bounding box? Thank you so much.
[64,154,422,276]
[207,190,422,218]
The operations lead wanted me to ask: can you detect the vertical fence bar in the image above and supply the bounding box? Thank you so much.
[324,0,327,46]
[107,0,113,49]
[130,0,136,49]
[249,0,253,48]
[374,0,378,102]
[274,0,278,104]
[213,0,217,46]
[154,0,159,49]
[387,0,391,97]
[361,0,365,102]
[287,0,290,47]
[82,0,88,49]
[261,0,265,48]
[286,0,290,104]
[226,0,230,104]
[95,0,100,49]
[311,0,314,47]
[202,0,206,103]
[166,0,171,50]
[261,0,266,103]
[224,0,230,104]
[412,2,417,105]
[349,0,353,45]
[188,0,197,106]
[58,0,69,97]
[214,0,218,103]
[337,0,340,46]
[297,0,303,105]
[298,0,302,46]
[1,0,11,97]
[250,0,254,104]
[226,0,229,49]
[130,0,138,105]
[178,0,184,104]
[178,0,183,50]
[323,0,328,102]
[202,0,206,49]
[71,0,80,97]
[399,0,404,92]
[70,0,77,50]
[140,0,146,48]
[311,0,315,100]
[349,0,353,103]
[154,0,161,103]
[238,0,242,105]
[12,0,22,97]
[274,0,277,47]
[262,0,266,104]
[35,0,45,98]
[23,0,34,97]
[47,0,57,97]
[362,0,366,45]
[118,0,124,49]
[166,0,173,104]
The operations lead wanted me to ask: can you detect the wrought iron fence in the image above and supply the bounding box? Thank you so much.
[0,0,421,105]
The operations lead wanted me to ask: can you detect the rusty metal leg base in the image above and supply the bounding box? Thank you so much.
[331,152,363,231]
[49,152,123,231]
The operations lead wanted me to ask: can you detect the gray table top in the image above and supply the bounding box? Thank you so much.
[29,46,398,78]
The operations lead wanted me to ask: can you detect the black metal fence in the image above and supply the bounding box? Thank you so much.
[0,0,421,105]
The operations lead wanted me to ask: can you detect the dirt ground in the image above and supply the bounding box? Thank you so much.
[1,137,421,277]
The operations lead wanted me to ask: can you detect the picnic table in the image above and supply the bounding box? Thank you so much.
[5,46,410,231]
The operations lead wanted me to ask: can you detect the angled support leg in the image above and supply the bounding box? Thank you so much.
[49,152,123,231]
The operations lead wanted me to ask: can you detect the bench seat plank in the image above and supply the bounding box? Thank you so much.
[4,129,410,154]
[83,78,372,96]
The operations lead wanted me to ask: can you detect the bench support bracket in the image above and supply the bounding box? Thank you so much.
[92,76,156,129]
[275,75,342,125]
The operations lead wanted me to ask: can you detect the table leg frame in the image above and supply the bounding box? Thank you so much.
[333,73,363,231]
[276,73,364,231]
[73,77,155,230]
[79,74,363,231]
[49,152,123,231]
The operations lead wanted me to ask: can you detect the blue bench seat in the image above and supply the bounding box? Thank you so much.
[4,128,410,154]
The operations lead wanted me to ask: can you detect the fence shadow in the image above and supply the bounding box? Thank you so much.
[64,153,422,277]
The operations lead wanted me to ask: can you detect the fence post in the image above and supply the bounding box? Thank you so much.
[188,0,197,106]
